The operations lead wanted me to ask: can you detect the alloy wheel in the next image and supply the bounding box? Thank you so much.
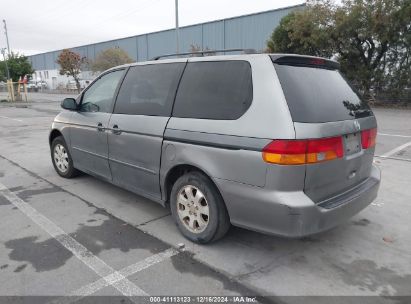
[176,185,209,233]
[53,144,69,173]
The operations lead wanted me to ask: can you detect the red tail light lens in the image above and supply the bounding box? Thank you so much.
[262,140,307,165]
[262,136,344,165]
[361,128,377,149]
[306,136,344,163]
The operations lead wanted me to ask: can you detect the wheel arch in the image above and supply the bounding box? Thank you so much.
[163,164,227,212]
[49,129,63,146]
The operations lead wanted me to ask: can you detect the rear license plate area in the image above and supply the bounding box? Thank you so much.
[344,133,361,155]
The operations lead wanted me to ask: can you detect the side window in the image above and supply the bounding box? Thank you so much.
[80,70,124,113]
[114,63,185,116]
[173,61,253,120]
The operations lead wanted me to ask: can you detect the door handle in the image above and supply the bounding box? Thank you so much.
[97,122,104,132]
[112,124,122,135]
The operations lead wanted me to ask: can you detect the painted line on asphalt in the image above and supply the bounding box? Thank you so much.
[52,248,178,304]
[374,155,411,163]
[0,115,24,123]
[0,181,148,300]
[378,133,411,138]
[378,141,411,158]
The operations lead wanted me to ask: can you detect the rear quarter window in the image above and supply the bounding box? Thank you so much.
[173,61,253,120]
[274,64,372,123]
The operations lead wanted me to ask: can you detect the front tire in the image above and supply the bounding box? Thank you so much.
[51,136,78,178]
[170,171,230,244]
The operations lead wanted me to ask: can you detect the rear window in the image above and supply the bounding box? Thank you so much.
[172,61,253,120]
[274,64,372,123]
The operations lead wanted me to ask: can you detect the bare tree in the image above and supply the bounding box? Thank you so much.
[91,48,134,73]
[56,49,86,93]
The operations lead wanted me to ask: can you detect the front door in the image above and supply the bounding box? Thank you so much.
[108,62,186,199]
[69,69,125,180]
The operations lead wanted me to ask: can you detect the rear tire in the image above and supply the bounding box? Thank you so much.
[170,171,230,244]
[51,136,79,178]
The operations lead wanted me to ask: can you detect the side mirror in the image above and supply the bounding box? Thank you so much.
[61,98,78,111]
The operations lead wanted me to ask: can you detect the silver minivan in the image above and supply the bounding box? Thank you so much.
[49,52,380,244]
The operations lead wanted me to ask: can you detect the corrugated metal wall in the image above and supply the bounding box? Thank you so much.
[28,4,304,71]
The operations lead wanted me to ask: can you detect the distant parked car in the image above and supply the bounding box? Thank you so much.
[37,81,48,89]
[27,81,38,92]
[49,52,381,244]
[80,79,93,90]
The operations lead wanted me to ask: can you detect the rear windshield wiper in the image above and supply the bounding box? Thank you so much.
[352,109,372,118]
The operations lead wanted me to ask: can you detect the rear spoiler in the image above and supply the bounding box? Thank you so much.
[270,55,340,70]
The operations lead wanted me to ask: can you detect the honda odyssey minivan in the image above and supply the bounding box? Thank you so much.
[49,52,380,244]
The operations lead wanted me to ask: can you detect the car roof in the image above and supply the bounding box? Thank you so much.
[106,53,339,72]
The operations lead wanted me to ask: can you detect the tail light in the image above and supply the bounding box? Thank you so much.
[262,136,344,165]
[361,128,377,149]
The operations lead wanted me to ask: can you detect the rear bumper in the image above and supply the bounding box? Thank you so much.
[214,164,381,237]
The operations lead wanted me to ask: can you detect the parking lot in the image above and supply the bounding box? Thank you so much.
[0,93,410,303]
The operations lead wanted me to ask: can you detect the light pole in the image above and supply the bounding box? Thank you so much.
[3,20,11,57]
[175,0,180,55]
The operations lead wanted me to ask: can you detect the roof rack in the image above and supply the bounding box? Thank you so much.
[152,48,257,60]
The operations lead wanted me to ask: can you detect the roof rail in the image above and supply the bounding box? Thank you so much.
[152,48,257,60]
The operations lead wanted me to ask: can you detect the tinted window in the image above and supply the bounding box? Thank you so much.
[114,63,185,116]
[173,61,252,120]
[274,64,372,123]
[81,70,124,113]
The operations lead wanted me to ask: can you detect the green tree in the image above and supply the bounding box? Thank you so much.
[90,47,134,72]
[0,52,34,82]
[56,49,86,93]
[267,0,411,97]
[267,2,335,58]
[335,0,411,96]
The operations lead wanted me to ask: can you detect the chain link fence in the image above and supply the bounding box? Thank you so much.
[0,81,30,102]
[368,90,411,106]
[0,81,80,103]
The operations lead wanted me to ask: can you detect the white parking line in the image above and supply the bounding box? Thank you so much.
[0,182,148,300]
[374,155,411,163]
[379,141,411,158]
[53,248,178,304]
[378,133,411,138]
[0,115,24,123]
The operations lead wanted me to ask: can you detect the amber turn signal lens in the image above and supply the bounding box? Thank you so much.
[262,136,344,165]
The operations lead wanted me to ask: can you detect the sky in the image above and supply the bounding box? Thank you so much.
[0,0,304,56]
